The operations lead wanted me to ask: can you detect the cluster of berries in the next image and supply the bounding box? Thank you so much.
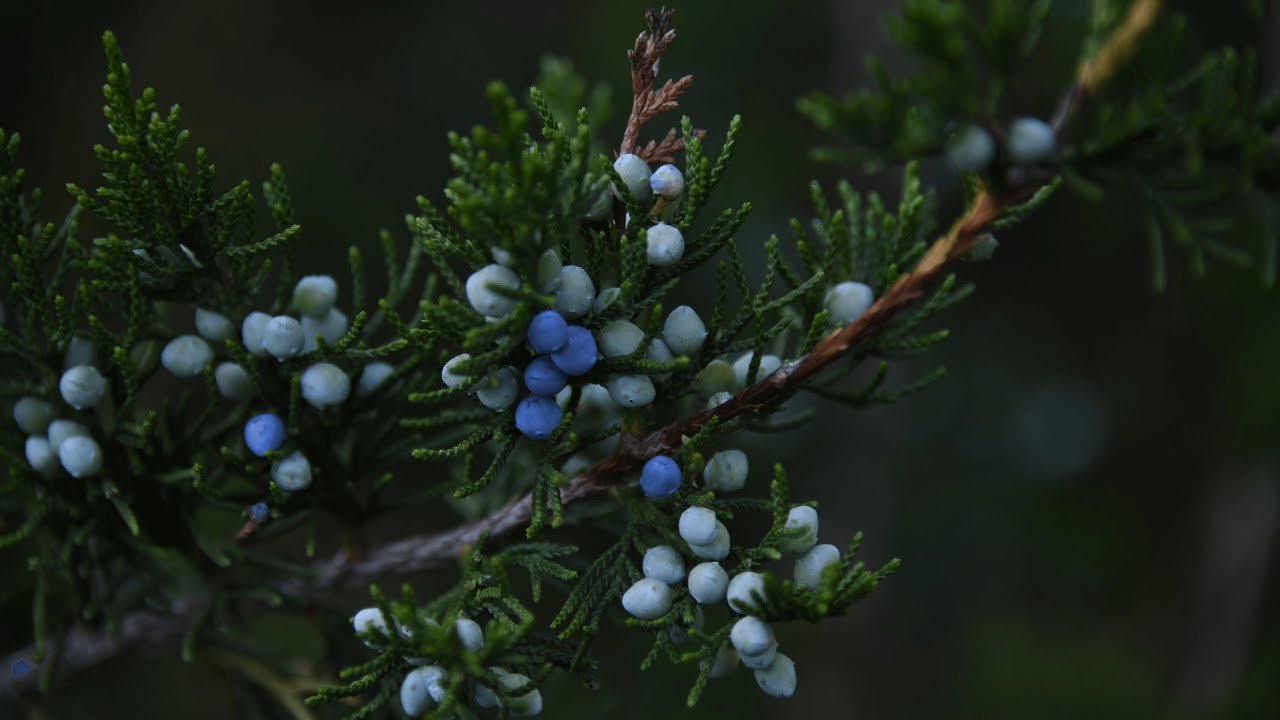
[16,337,110,477]
[621,460,840,700]
[947,116,1057,172]
[608,154,688,266]
[349,607,543,717]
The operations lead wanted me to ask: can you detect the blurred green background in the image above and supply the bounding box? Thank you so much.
[2,1,1278,718]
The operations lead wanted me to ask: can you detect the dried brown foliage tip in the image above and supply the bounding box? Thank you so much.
[621,8,697,157]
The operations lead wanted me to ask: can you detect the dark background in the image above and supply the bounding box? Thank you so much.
[2,1,1278,718]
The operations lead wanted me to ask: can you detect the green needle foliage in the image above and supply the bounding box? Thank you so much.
[1,2,1275,717]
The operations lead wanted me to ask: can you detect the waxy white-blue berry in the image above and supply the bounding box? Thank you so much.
[754,653,797,698]
[356,362,395,397]
[706,391,732,409]
[794,543,840,588]
[593,286,622,314]
[644,223,685,267]
[63,335,95,369]
[491,245,515,267]
[13,397,55,435]
[621,577,673,620]
[25,436,58,476]
[649,163,686,200]
[733,352,782,387]
[606,373,655,408]
[597,320,644,358]
[455,617,484,652]
[704,449,748,492]
[441,354,472,388]
[727,571,767,613]
[495,672,543,717]
[215,362,254,400]
[642,545,686,585]
[292,275,338,317]
[353,607,390,644]
[241,312,271,356]
[47,419,89,453]
[688,520,730,561]
[553,265,595,318]
[400,667,437,717]
[1006,116,1056,164]
[476,367,519,411]
[947,123,995,172]
[262,316,305,359]
[59,435,102,478]
[779,506,819,553]
[688,562,729,604]
[465,264,521,317]
[302,307,349,352]
[708,642,740,678]
[585,189,612,220]
[272,450,312,492]
[679,506,719,546]
[612,153,652,204]
[823,281,875,326]
[59,365,106,410]
[301,362,351,409]
[537,249,563,292]
[730,615,776,660]
[662,305,706,356]
[195,308,235,342]
[161,335,214,377]
[968,233,999,262]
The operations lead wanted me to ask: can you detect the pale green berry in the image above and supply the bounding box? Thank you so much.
[708,642,740,678]
[63,335,95,369]
[597,320,645,358]
[605,373,655,407]
[553,265,595,318]
[537,249,563,292]
[947,123,995,172]
[662,305,706,356]
[292,275,338,318]
[593,286,622,314]
[704,449,748,492]
[215,362,255,400]
[195,308,235,342]
[694,359,736,395]
[476,367,518,411]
